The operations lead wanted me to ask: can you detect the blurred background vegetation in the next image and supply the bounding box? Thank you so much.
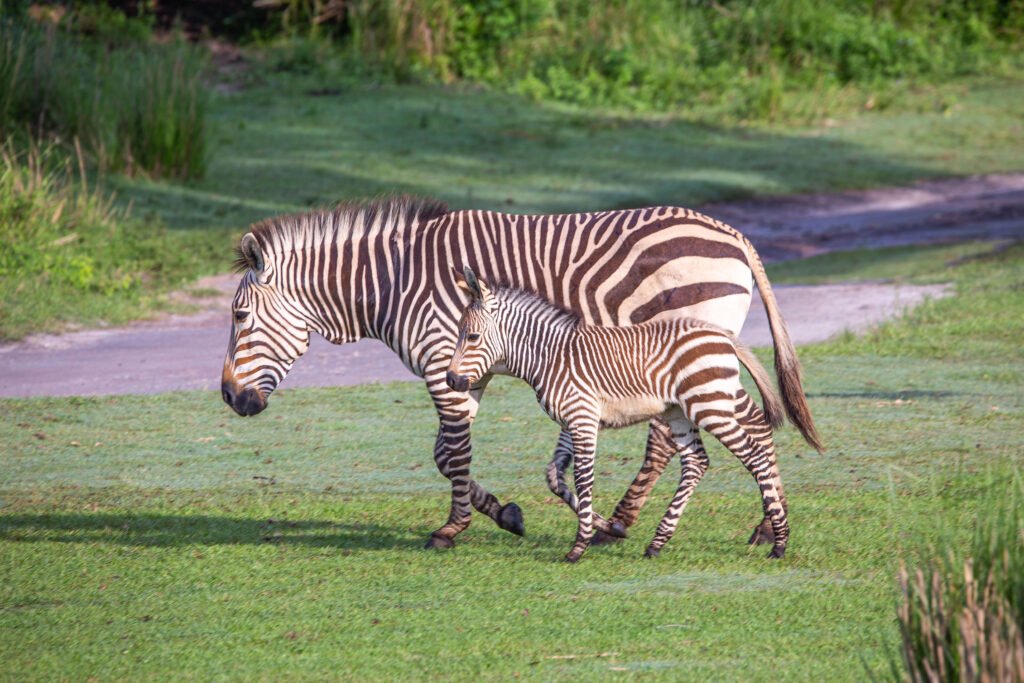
[0,0,1021,334]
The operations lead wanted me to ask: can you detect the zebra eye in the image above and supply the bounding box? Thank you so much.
[235,310,250,323]
[466,333,481,343]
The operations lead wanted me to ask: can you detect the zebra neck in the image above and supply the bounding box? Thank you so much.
[273,254,395,346]
[499,309,573,387]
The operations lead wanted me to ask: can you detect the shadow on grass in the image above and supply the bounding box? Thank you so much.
[813,390,958,400]
[0,512,567,554]
[0,513,419,551]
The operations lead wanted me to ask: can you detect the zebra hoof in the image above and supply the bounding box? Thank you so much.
[767,546,786,560]
[748,521,775,546]
[497,503,525,536]
[564,551,583,564]
[643,547,660,559]
[424,533,455,550]
[608,520,629,538]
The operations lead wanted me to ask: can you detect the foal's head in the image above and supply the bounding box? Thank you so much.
[446,267,504,393]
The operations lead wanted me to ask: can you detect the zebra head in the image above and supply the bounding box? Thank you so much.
[221,232,311,416]
[447,266,503,393]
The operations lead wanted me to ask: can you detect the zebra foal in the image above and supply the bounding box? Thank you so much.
[447,267,804,563]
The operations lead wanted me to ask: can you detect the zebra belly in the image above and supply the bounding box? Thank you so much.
[598,396,668,429]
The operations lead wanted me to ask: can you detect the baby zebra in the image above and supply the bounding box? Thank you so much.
[447,267,806,563]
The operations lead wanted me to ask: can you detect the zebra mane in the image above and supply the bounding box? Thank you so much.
[489,285,582,327]
[242,195,449,263]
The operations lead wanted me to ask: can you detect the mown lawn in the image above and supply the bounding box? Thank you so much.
[2,242,1022,680]
[116,75,1024,235]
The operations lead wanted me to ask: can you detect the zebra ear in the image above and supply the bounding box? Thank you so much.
[453,266,471,293]
[239,233,264,273]
[462,266,484,300]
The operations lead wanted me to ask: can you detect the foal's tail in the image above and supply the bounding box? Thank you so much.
[743,236,825,453]
[734,340,786,431]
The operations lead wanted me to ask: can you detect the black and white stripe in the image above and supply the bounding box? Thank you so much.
[221,197,821,548]
[447,271,810,562]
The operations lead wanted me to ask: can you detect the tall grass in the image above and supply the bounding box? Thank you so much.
[895,476,1024,681]
[0,140,210,339]
[310,0,1024,120]
[0,18,208,179]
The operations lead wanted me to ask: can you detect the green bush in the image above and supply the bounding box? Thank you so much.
[310,0,1024,120]
[0,17,208,179]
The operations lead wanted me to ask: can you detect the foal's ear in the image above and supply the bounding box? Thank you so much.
[461,266,490,301]
[453,266,471,294]
[238,233,265,273]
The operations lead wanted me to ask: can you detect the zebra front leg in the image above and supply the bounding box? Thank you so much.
[644,423,709,558]
[464,377,524,537]
[425,377,522,549]
[545,430,626,540]
[603,418,676,533]
[565,420,600,563]
[703,417,789,559]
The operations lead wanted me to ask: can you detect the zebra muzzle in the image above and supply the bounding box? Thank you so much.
[222,381,267,417]
[446,370,470,393]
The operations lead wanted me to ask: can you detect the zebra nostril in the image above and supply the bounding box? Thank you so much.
[221,383,236,407]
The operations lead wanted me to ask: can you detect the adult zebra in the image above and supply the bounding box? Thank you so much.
[221,196,820,549]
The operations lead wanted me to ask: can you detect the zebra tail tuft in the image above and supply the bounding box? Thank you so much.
[745,238,825,453]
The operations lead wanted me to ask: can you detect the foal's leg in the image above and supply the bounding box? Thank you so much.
[549,418,675,540]
[701,415,789,559]
[606,418,676,531]
[733,390,788,546]
[644,419,709,558]
[565,418,601,563]
[546,430,626,539]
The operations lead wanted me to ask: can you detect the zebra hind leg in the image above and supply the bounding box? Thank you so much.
[546,430,626,541]
[644,421,709,559]
[734,390,788,547]
[602,418,676,538]
[703,415,789,559]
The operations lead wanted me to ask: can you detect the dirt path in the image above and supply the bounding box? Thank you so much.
[2,173,1021,399]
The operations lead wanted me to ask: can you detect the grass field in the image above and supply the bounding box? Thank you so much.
[116,75,1024,234]
[2,240,1022,680]
[3,71,1022,339]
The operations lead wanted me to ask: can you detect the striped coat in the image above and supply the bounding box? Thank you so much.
[221,197,819,549]
[447,270,815,562]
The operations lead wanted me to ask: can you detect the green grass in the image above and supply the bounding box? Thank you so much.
[766,241,1008,285]
[2,236,1023,680]
[802,242,1024,363]
[274,0,1024,121]
[0,18,208,179]
[114,75,1024,236]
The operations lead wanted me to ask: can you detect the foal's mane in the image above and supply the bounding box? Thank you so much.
[489,285,583,327]
[234,195,448,271]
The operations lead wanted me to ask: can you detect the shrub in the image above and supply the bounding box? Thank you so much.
[0,16,208,179]
[269,0,1024,120]
[0,140,206,339]
[895,477,1024,681]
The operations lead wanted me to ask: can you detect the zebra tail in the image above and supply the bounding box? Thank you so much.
[734,340,785,430]
[744,237,825,453]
